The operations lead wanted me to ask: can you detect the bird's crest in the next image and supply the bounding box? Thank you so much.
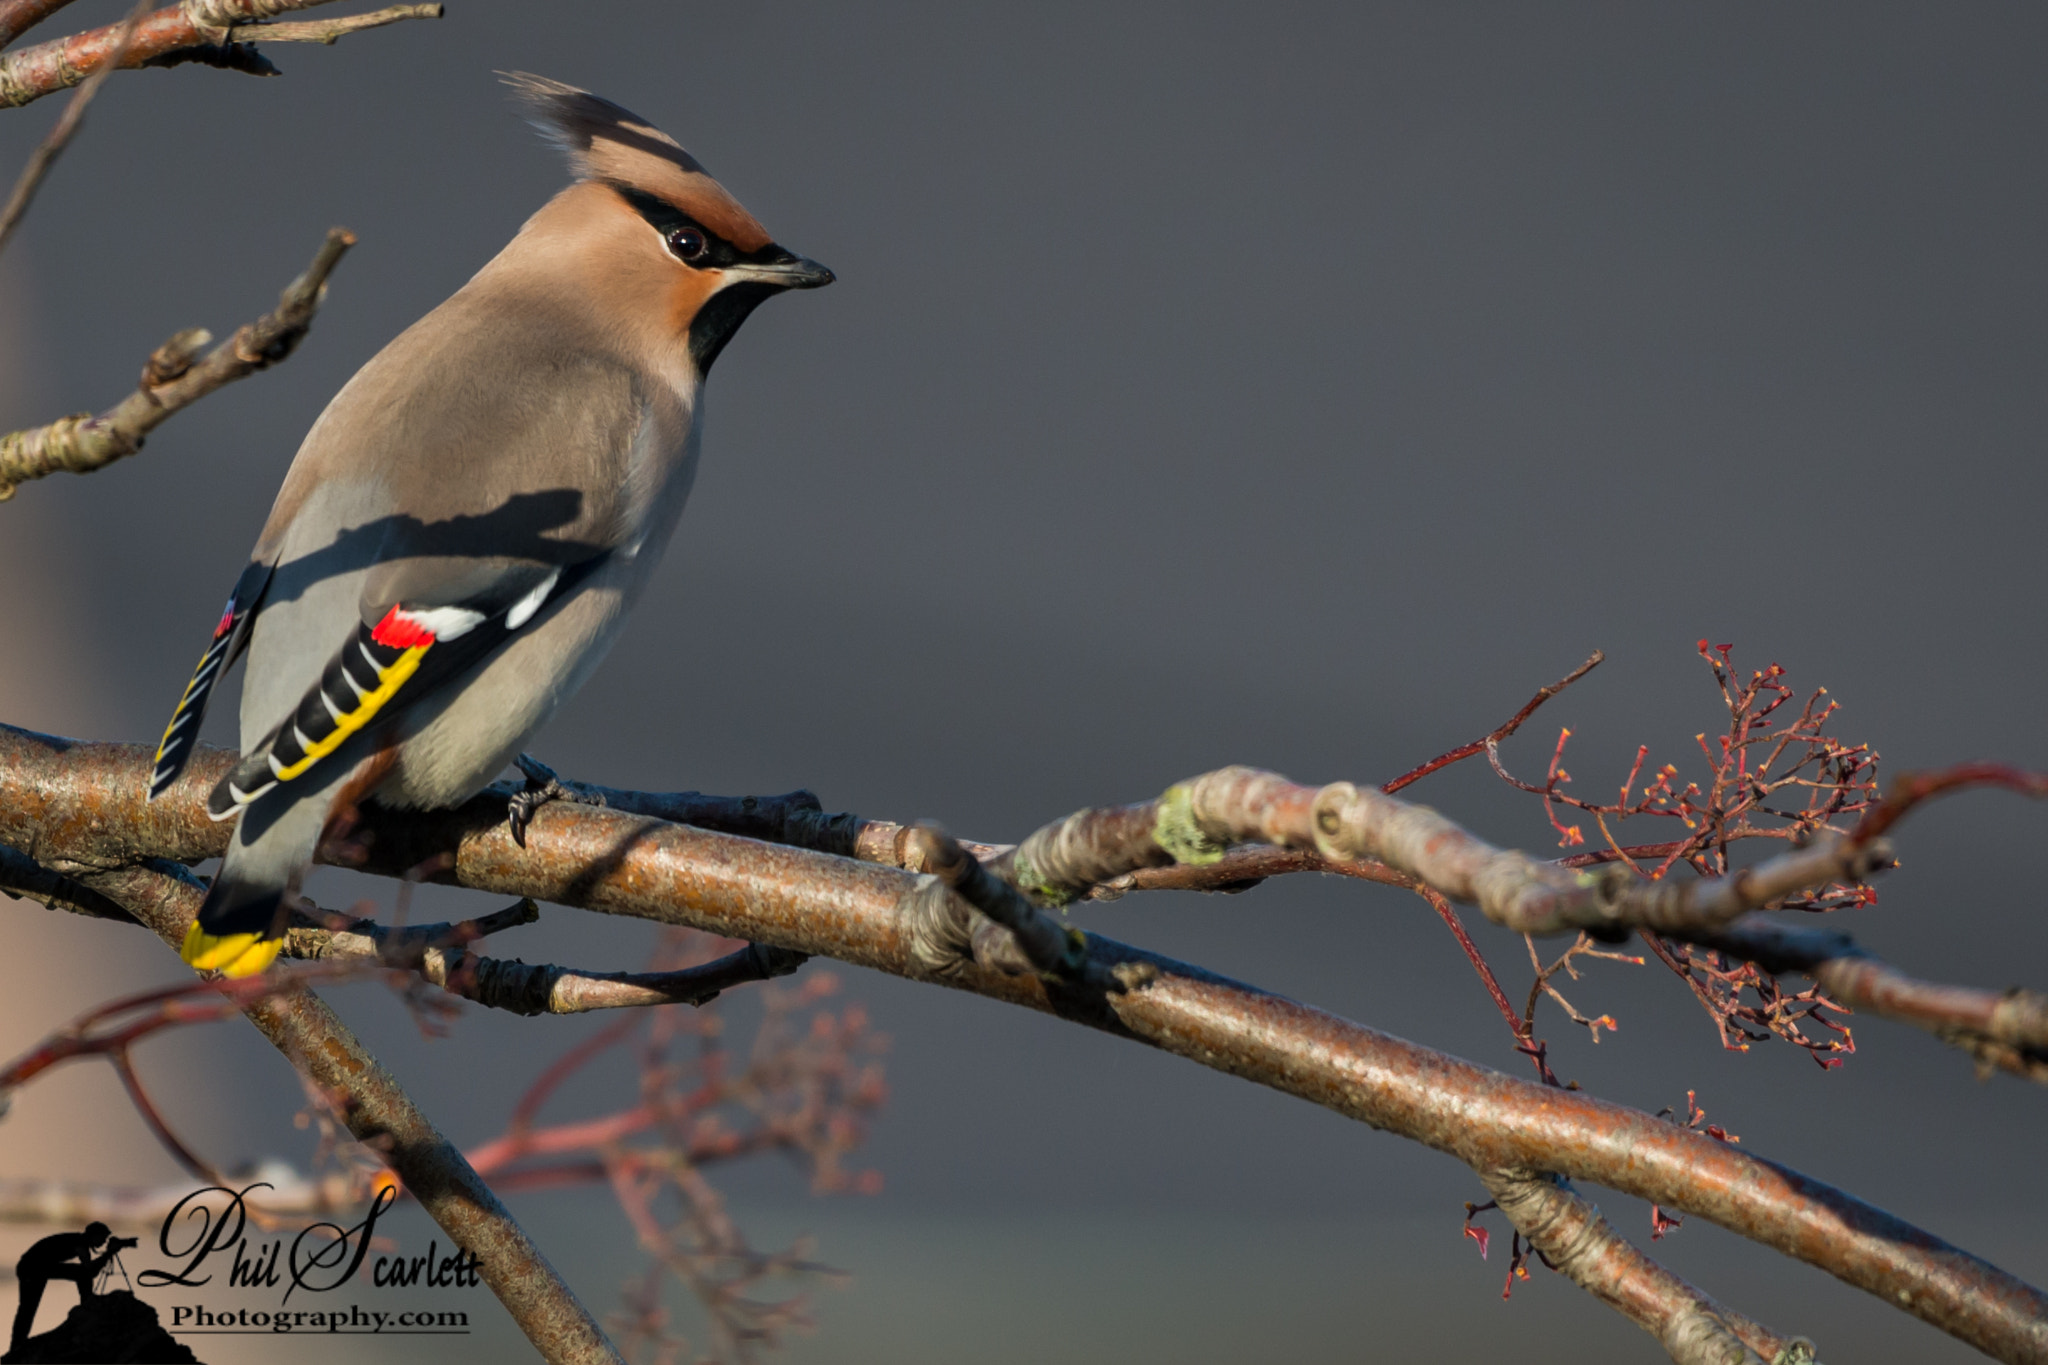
[500,71,770,251]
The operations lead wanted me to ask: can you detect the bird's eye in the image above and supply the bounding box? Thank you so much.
[666,226,708,262]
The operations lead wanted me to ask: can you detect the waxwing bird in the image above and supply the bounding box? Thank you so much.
[146,73,833,977]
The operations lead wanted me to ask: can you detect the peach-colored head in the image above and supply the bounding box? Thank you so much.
[498,72,833,375]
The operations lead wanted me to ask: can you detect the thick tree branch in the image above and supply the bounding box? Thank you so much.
[0,0,442,109]
[371,809,2041,1358]
[4,807,809,1017]
[64,859,623,1365]
[3,728,2042,1361]
[0,227,351,500]
[497,761,1873,941]
[8,729,2034,1072]
[903,823,1099,983]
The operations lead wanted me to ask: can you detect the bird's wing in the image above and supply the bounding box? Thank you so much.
[147,559,275,800]
[203,556,593,819]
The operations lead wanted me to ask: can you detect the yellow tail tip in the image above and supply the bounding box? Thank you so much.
[180,922,285,978]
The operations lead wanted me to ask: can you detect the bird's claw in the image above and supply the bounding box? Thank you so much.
[506,754,601,849]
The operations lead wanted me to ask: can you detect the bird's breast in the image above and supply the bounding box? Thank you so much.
[613,388,703,578]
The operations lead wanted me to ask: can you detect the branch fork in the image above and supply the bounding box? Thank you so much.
[0,227,353,500]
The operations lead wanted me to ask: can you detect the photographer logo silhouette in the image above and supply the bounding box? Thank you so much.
[3,1222,195,1364]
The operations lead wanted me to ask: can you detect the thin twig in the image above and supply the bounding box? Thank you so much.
[226,4,439,44]
[1851,761,2048,847]
[1383,649,1605,794]
[1415,884,1563,1086]
[293,903,813,1016]
[0,0,146,255]
[1703,915,2048,1083]
[280,896,812,1015]
[105,1049,225,1185]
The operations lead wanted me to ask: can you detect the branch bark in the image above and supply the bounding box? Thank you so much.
[1702,916,2048,1083]
[482,760,1883,941]
[7,729,2035,1074]
[0,227,351,500]
[980,765,1893,937]
[0,841,133,921]
[62,858,623,1365]
[3,727,2042,1361]
[1478,1167,1806,1365]
[0,0,442,109]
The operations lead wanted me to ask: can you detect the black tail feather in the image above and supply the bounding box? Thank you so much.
[149,560,273,801]
[196,872,287,941]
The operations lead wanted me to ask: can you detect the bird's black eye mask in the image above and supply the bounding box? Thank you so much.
[609,183,770,271]
[605,181,814,374]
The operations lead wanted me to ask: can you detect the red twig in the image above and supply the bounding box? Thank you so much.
[1383,650,1604,794]
[1416,885,1563,1086]
[1852,762,2048,846]
[509,1015,642,1134]
[0,966,337,1092]
[106,1049,226,1185]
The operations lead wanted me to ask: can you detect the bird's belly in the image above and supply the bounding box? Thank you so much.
[379,561,636,809]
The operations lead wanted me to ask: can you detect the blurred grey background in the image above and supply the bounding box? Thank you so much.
[0,3,2043,1361]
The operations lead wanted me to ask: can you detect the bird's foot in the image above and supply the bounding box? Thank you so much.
[506,754,604,849]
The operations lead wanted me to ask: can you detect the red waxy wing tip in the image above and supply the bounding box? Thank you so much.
[369,607,437,650]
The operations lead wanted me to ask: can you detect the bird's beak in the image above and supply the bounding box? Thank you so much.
[725,251,835,291]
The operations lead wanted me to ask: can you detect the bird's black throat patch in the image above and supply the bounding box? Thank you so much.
[607,182,798,374]
[688,282,774,375]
